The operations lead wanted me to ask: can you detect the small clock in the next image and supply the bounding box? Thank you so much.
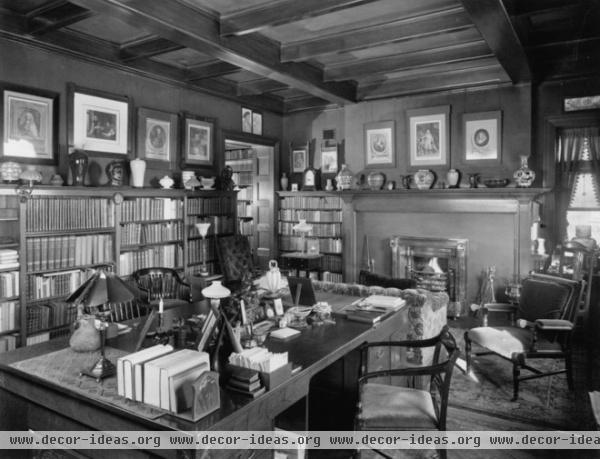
[302,167,317,191]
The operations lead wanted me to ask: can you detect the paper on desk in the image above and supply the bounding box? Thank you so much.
[229,347,288,373]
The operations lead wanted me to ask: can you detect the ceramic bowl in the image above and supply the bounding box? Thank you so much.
[482,178,510,188]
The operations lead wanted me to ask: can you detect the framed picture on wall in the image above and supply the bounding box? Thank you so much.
[364,121,395,168]
[137,107,178,167]
[321,143,338,173]
[242,107,252,133]
[252,111,262,136]
[182,113,215,167]
[291,148,307,173]
[1,84,58,164]
[463,111,502,164]
[406,105,450,168]
[68,83,132,156]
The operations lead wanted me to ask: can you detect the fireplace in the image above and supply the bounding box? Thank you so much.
[391,236,468,317]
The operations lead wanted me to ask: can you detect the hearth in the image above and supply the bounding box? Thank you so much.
[390,236,468,317]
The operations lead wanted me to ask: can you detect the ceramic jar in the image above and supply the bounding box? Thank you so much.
[200,176,216,189]
[280,172,289,191]
[446,169,460,188]
[69,150,88,186]
[159,175,174,189]
[514,155,535,187]
[130,158,146,187]
[335,164,354,190]
[182,171,196,189]
[50,174,64,186]
[413,169,434,190]
[367,171,385,190]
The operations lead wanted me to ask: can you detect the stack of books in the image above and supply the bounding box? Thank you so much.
[342,295,406,324]
[0,249,18,270]
[226,366,265,398]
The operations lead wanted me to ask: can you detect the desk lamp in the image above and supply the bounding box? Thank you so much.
[66,269,141,381]
[195,222,212,277]
[292,219,313,254]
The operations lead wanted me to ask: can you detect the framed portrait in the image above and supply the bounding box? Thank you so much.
[291,148,307,173]
[1,85,58,164]
[242,107,252,133]
[252,111,262,136]
[182,114,215,167]
[463,111,502,164]
[68,84,131,156]
[406,106,450,168]
[321,144,338,174]
[137,107,178,168]
[364,121,395,168]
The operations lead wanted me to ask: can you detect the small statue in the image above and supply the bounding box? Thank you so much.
[216,165,236,191]
[106,160,125,186]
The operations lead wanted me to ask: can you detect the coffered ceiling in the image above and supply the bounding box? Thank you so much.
[0,0,598,114]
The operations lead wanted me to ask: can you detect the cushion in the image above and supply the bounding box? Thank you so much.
[357,383,438,429]
[467,326,562,359]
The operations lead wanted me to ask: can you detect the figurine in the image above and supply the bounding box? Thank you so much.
[106,160,125,187]
[216,165,236,191]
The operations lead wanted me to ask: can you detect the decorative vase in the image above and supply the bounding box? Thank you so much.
[69,149,88,186]
[325,178,334,191]
[200,176,216,189]
[0,161,22,183]
[130,158,146,188]
[413,169,434,190]
[514,155,535,188]
[468,173,480,188]
[50,174,64,186]
[159,175,174,189]
[280,172,289,191]
[335,164,354,190]
[446,169,460,188]
[265,259,283,295]
[367,171,385,190]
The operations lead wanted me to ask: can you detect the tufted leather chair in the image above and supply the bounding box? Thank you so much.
[215,235,258,289]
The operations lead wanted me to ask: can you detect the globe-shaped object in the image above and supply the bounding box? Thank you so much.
[0,162,22,183]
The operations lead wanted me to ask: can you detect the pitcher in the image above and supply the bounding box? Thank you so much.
[266,259,282,294]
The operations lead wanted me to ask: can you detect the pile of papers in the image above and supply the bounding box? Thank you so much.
[358,295,406,311]
[229,347,288,373]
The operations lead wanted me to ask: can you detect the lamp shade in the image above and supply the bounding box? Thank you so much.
[195,222,211,237]
[67,270,141,308]
[201,280,230,299]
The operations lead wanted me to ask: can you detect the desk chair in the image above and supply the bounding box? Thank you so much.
[355,326,458,459]
[215,234,260,289]
[465,273,583,400]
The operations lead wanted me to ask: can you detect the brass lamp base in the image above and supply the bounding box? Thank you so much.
[80,356,116,382]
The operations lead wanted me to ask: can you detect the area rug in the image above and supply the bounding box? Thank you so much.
[448,326,580,430]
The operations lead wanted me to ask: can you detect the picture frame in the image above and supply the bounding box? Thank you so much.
[291,148,308,173]
[406,106,450,168]
[463,111,502,164]
[182,113,215,167]
[364,121,395,168]
[136,107,178,168]
[252,111,262,136]
[321,143,338,174]
[68,83,132,156]
[1,84,58,164]
[564,95,600,112]
[242,107,252,133]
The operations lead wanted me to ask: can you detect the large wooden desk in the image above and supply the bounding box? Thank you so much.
[0,293,408,459]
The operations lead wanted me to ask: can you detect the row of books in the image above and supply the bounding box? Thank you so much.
[25,235,114,271]
[0,270,19,298]
[120,198,183,222]
[26,301,76,334]
[121,222,183,246]
[279,236,343,254]
[0,301,19,332]
[26,331,49,346]
[224,148,253,161]
[231,171,253,187]
[322,271,343,283]
[237,202,252,218]
[239,220,253,236]
[279,196,342,209]
[186,197,232,215]
[278,209,342,222]
[119,245,182,276]
[187,215,235,237]
[26,304,50,333]
[187,240,216,265]
[26,197,115,232]
[321,254,343,273]
[0,334,18,353]
[226,159,254,172]
[278,222,342,237]
[27,268,95,301]
[0,249,19,269]
[117,345,210,412]
[237,187,252,201]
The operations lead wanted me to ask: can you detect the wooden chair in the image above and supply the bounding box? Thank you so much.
[465,273,583,400]
[215,234,260,289]
[355,326,458,459]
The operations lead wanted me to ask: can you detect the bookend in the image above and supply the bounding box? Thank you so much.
[191,371,220,421]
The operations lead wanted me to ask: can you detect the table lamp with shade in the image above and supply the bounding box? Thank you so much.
[195,222,212,277]
[292,219,313,254]
[66,269,141,381]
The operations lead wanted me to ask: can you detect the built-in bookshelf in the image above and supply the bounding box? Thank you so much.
[277,192,344,282]
[0,186,238,350]
[224,145,255,245]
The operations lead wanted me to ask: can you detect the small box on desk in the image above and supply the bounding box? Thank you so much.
[226,362,292,391]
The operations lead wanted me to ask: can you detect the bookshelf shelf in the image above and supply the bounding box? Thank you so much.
[0,328,19,337]
[120,218,183,225]
[0,217,18,222]
[121,240,183,250]
[0,266,19,273]
[25,228,115,237]
[0,243,19,249]
[0,296,18,302]
[27,262,115,276]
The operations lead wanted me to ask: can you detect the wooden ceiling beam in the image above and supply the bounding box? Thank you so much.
[68,0,356,104]
[220,0,381,36]
[281,7,473,62]
[324,41,491,81]
[120,37,183,62]
[186,61,240,81]
[25,2,93,36]
[503,0,580,17]
[238,78,289,96]
[358,65,508,99]
[459,0,531,83]
[284,97,336,114]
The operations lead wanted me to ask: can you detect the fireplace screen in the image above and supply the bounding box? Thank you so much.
[391,236,467,317]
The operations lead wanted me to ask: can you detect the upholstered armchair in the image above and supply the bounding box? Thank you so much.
[465,273,583,400]
[215,234,261,290]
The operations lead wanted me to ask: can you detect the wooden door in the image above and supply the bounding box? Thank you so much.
[253,144,276,270]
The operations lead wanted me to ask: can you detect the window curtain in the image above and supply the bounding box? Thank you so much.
[556,127,600,241]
